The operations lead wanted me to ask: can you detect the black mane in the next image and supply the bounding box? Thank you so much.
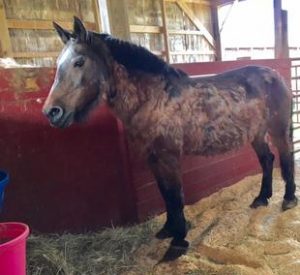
[89,32,187,79]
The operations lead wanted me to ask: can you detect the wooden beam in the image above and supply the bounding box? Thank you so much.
[274,0,282,58]
[129,25,163,33]
[106,0,130,40]
[166,0,210,5]
[0,0,12,57]
[12,51,59,58]
[210,5,222,60]
[175,0,215,48]
[152,50,165,56]
[130,26,204,36]
[281,9,289,58]
[6,19,96,31]
[168,30,203,35]
[92,0,102,32]
[160,0,171,63]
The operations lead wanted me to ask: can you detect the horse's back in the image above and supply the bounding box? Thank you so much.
[181,66,291,155]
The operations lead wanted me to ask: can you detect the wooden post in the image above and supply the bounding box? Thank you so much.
[92,0,102,32]
[106,0,130,40]
[0,0,12,57]
[176,0,215,48]
[281,9,289,59]
[160,0,171,63]
[211,4,222,61]
[274,0,282,58]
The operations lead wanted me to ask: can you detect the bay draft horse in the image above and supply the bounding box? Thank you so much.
[43,17,298,253]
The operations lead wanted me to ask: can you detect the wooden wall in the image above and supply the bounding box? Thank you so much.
[127,0,216,63]
[0,0,101,66]
[0,0,217,65]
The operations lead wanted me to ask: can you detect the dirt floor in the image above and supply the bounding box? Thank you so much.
[27,168,300,275]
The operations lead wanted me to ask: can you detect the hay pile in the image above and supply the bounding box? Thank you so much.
[27,221,159,275]
[27,168,300,275]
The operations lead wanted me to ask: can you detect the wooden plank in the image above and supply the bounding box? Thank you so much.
[152,50,165,56]
[274,0,283,58]
[166,0,210,5]
[168,29,202,35]
[0,0,12,57]
[6,19,96,31]
[175,0,215,48]
[129,25,163,33]
[210,4,222,60]
[12,51,59,58]
[160,0,171,63]
[281,9,289,58]
[129,25,203,37]
[92,0,102,32]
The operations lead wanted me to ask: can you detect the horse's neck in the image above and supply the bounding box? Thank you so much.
[105,62,165,125]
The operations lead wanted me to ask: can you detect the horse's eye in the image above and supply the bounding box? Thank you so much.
[74,59,85,68]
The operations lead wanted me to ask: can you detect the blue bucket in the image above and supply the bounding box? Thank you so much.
[0,171,9,210]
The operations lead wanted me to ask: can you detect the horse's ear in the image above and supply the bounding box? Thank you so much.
[73,16,87,42]
[53,22,71,44]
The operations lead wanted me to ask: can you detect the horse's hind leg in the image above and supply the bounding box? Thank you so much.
[272,135,298,210]
[250,135,275,208]
[147,147,189,248]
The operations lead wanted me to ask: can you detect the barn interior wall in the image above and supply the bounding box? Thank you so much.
[0,0,216,65]
[128,0,215,63]
[0,0,100,66]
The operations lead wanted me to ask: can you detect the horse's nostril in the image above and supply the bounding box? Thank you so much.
[48,106,64,122]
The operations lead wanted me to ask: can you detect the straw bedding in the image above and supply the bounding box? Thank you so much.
[27,168,300,275]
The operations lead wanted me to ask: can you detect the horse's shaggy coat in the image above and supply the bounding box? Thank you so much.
[43,17,297,252]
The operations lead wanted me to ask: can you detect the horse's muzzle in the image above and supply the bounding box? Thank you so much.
[43,106,64,126]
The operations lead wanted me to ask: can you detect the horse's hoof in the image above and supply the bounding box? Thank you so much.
[250,197,268,208]
[282,197,298,211]
[155,227,173,239]
[171,238,189,249]
[159,239,189,262]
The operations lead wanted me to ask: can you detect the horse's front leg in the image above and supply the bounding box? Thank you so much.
[148,150,189,248]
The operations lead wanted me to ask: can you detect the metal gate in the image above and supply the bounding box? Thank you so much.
[291,58,300,156]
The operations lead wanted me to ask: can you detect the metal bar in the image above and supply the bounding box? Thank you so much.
[293,139,300,145]
[293,148,300,154]
[292,125,300,131]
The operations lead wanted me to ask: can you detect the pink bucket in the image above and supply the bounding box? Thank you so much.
[0,222,30,275]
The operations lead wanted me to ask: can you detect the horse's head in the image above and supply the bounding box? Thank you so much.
[43,17,111,128]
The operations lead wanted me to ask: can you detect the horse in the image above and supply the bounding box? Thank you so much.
[43,17,298,251]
